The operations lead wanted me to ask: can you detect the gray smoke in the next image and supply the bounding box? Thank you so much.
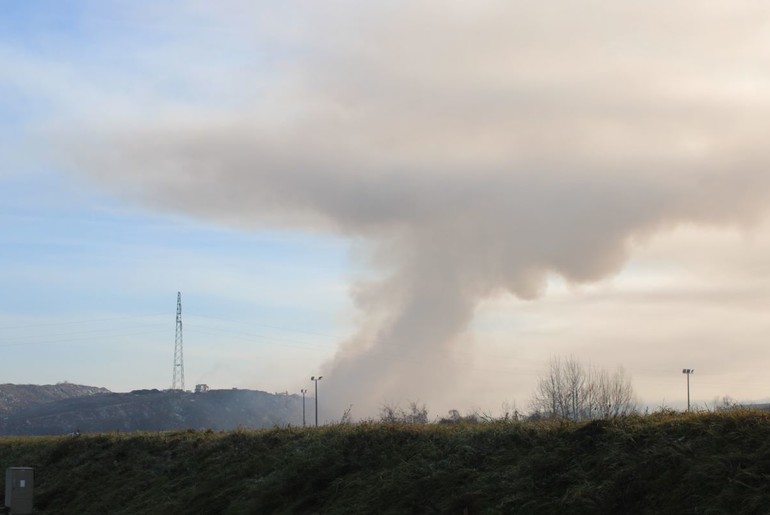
[61,1,770,414]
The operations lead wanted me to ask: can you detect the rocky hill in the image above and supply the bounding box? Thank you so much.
[0,385,303,436]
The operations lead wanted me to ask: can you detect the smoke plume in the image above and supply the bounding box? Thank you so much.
[62,1,770,414]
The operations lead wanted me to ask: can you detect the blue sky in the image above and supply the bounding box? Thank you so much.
[3,2,770,418]
[0,2,350,395]
[0,164,350,391]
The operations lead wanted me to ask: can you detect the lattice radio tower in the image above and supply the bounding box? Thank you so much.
[172,291,185,391]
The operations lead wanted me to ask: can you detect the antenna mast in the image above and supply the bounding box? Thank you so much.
[172,291,185,391]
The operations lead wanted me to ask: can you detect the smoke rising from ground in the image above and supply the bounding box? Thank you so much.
[61,1,770,414]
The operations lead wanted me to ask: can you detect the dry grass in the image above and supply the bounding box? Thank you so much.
[2,410,770,513]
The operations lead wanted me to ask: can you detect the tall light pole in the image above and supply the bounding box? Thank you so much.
[682,368,694,411]
[300,389,307,427]
[311,376,323,427]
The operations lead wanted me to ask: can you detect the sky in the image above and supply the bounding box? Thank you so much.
[2,1,770,420]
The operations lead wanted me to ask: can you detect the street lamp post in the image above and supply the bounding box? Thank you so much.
[311,376,323,427]
[682,368,694,411]
[300,389,307,427]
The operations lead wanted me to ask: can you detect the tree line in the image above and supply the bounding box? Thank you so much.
[378,355,638,424]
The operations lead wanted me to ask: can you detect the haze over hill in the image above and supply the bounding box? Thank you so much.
[0,383,303,436]
[0,383,109,415]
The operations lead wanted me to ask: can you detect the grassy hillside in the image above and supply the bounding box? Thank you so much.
[2,410,770,514]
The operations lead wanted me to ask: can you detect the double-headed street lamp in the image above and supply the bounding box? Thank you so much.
[311,376,323,427]
[682,368,695,411]
[300,389,308,427]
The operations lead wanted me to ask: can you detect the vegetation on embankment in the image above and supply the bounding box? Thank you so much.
[2,410,770,514]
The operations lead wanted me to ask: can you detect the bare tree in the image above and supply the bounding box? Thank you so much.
[379,401,429,424]
[437,409,481,424]
[500,401,521,422]
[532,356,567,418]
[709,395,738,412]
[589,366,636,418]
[530,356,637,420]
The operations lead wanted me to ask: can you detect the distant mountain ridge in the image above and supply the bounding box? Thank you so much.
[0,384,303,436]
[0,382,109,415]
